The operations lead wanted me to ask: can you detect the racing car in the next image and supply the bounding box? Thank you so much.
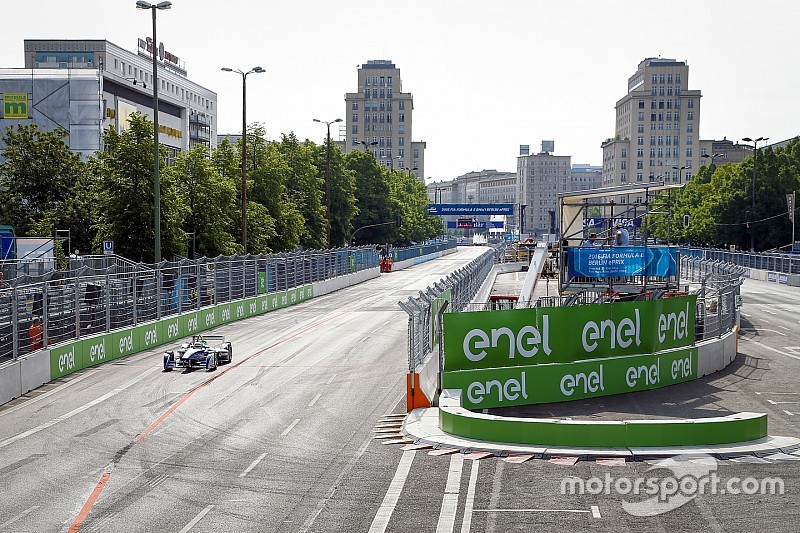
[163,335,232,372]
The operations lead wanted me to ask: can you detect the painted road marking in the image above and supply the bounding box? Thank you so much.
[740,338,800,361]
[281,418,301,437]
[177,505,214,533]
[756,392,800,395]
[368,450,416,533]
[784,410,795,416]
[67,471,111,532]
[0,369,155,450]
[742,328,786,336]
[460,460,480,533]
[0,370,100,417]
[474,508,599,515]
[436,453,464,533]
[779,325,791,330]
[591,505,601,518]
[239,452,268,478]
[308,393,322,407]
[326,373,337,385]
[768,399,799,405]
[0,506,40,529]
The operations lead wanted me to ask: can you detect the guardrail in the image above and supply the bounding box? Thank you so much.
[681,247,800,275]
[0,247,379,364]
[399,247,499,371]
[680,255,744,341]
[391,239,457,263]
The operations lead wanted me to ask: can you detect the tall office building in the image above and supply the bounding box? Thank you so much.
[601,58,702,190]
[0,39,217,161]
[517,141,571,238]
[344,60,425,180]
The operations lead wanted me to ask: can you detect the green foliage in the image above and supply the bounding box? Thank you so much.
[314,142,357,247]
[91,113,186,262]
[275,133,325,249]
[0,124,88,247]
[346,151,392,244]
[387,169,441,244]
[168,145,238,258]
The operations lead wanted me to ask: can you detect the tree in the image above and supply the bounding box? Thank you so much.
[275,133,325,249]
[314,141,357,247]
[346,150,392,245]
[168,145,238,258]
[0,124,89,248]
[91,113,186,262]
[387,169,440,244]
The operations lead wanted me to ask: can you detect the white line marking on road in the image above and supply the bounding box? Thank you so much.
[326,373,337,385]
[784,410,795,416]
[460,459,480,533]
[178,505,214,533]
[0,505,40,529]
[0,368,155,449]
[591,505,601,518]
[280,418,301,437]
[741,313,750,317]
[740,338,800,361]
[308,393,322,407]
[239,452,268,478]
[0,370,99,417]
[757,392,800,395]
[779,325,791,330]
[474,508,594,513]
[768,400,778,405]
[486,457,505,533]
[436,452,464,533]
[368,450,416,533]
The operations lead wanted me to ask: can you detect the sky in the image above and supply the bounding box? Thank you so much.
[3,1,799,183]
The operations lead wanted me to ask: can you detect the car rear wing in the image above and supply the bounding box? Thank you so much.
[193,334,226,344]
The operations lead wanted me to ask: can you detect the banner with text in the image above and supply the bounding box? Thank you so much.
[568,246,678,278]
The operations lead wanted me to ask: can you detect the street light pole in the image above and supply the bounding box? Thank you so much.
[672,165,687,184]
[742,136,768,251]
[136,0,171,263]
[313,118,342,248]
[221,66,265,253]
[359,140,377,153]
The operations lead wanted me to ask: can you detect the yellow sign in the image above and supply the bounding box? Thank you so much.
[158,124,182,139]
[3,93,29,118]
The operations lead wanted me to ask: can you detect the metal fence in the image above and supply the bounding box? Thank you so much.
[402,248,745,374]
[399,247,499,370]
[680,255,744,341]
[0,247,379,363]
[681,247,800,275]
[392,240,457,262]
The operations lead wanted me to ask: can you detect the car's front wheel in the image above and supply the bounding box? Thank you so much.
[206,353,216,372]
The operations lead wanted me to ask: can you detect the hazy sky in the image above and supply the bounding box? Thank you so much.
[3,1,798,182]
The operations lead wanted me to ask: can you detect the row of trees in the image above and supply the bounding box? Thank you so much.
[0,114,441,262]
[648,138,800,251]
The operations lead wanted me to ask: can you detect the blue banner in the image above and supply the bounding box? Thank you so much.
[568,246,677,278]
[0,225,16,260]
[446,221,504,229]
[583,217,642,230]
[428,204,514,215]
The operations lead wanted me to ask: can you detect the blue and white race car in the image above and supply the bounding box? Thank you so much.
[163,335,232,372]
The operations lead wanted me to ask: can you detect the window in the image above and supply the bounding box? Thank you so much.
[372,76,378,85]
[413,149,419,158]
[379,149,385,158]
[652,74,658,84]
[365,77,370,86]
[687,99,694,108]
[638,125,644,133]
[380,88,385,98]
[687,111,694,120]
[379,112,385,123]
[659,100,664,109]
[667,74,673,84]
[621,161,627,169]
[398,149,405,157]
[700,147,708,156]
[651,87,657,96]
[352,102,358,110]
[658,148,663,158]
[659,73,665,84]
[667,87,673,96]
[637,148,644,157]
[387,88,392,98]
[659,87,665,96]
[686,136,692,145]
[676,73,681,83]
[372,89,378,98]
[621,148,627,158]
[637,160,643,169]
[621,173,627,182]
[650,148,656,157]
[637,136,644,145]
[398,101,405,110]
[687,124,693,132]
[686,148,693,157]
[398,125,404,133]
[398,113,405,122]
[387,76,392,86]
[352,137,358,145]
[666,136,671,145]
[399,136,404,146]
[379,137,385,146]
[638,112,644,121]
[658,136,663,145]
[651,113,657,121]
[638,100,645,108]
[352,114,358,122]
[636,173,643,182]
[380,76,385,86]
[352,125,358,134]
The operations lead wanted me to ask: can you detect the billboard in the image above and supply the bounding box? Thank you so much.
[428,204,514,215]
[3,93,28,118]
[568,246,678,278]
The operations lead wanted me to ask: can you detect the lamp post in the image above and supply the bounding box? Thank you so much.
[672,165,688,184]
[136,0,171,263]
[742,136,768,251]
[404,167,418,179]
[359,140,377,153]
[221,66,265,252]
[391,155,403,171]
[701,152,723,167]
[313,117,342,248]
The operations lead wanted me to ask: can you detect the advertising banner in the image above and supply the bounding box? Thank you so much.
[82,336,110,368]
[428,204,514,216]
[3,93,28,118]
[443,296,696,371]
[133,323,160,352]
[198,307,218,332]
[50,342,82,379]
[109,329,136,360]
[258,272,267,294]
[568,246,677,278]
[447,221,505,229]
[442,347,697,409]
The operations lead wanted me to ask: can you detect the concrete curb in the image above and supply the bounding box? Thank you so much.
[402,407,800,461]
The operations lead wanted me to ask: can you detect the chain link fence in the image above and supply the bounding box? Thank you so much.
[680,255,744,341]
[0,247,379,364]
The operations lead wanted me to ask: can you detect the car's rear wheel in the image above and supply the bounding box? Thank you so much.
[226,345,232,363]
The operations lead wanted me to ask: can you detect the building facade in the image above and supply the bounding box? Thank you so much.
[0,39,217,160]
[517,143,571,238]
[343,60,424,180]
[601,58,702,192]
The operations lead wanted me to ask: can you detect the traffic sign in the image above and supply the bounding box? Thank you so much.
[103,240,114,255]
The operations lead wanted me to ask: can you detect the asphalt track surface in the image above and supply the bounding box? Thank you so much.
[1,251,799,532]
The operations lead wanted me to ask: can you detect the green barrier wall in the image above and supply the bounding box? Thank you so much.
[48,284,314,380]
[438,405,768,447]
[442,347,698,409]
